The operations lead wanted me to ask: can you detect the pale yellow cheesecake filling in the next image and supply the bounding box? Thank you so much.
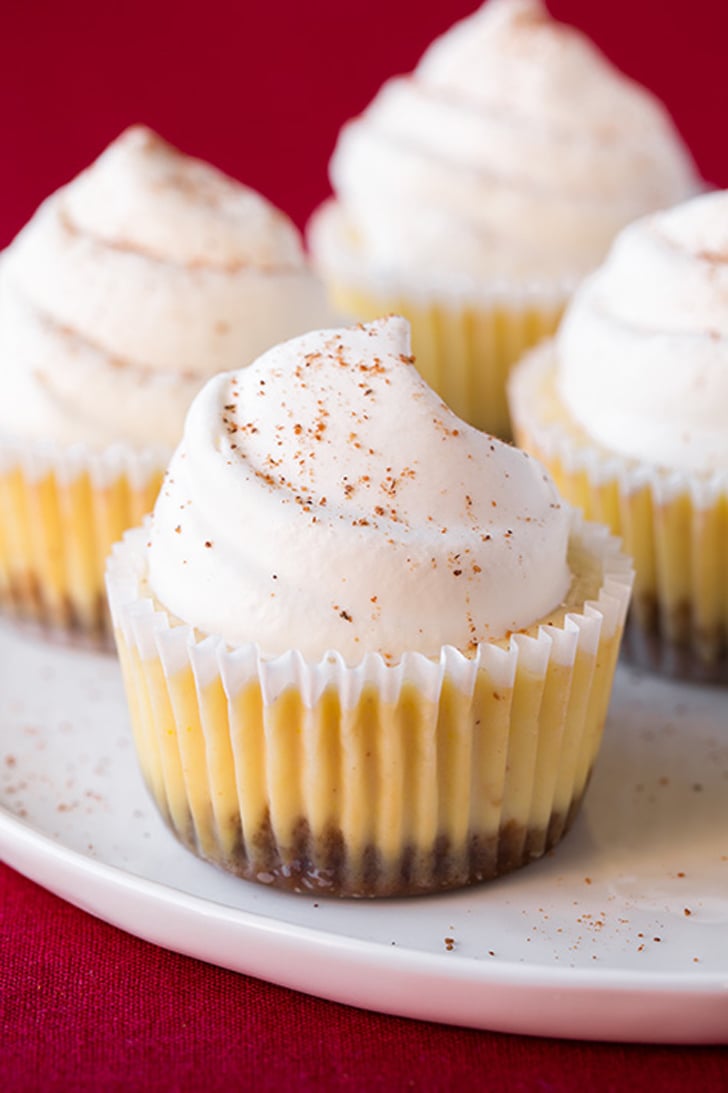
[509,346,728,675]
[109,519,630,897]
[0,459,163,638]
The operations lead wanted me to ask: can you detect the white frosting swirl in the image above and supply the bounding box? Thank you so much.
[556,189,728,474]
[320,0,698,283]
[147,317,572,663]
[0,126,330,449]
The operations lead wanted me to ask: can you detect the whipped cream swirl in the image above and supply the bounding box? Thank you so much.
[321,0,698,283]
[556,189,728,474]
[147,317,572,662]
[0,126,330,448]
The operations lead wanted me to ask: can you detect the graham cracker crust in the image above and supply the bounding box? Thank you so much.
[623,594,728,687]
[155,797,586,899]
[0,569,113,650]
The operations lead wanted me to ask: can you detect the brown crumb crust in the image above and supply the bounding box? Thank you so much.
[0,570,113,650]
[152,796,586,900]
[623,593,728,687]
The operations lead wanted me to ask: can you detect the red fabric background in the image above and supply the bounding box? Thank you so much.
[1,0,727,245]
[2,0,728,1087]
[2,865,728,1091]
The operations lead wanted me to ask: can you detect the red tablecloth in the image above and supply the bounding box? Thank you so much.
[3,864,727,1091]
[2,1,728,1087]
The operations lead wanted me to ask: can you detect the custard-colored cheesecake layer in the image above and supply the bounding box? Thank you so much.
[0,447,163,641]
[509,347,728,680]
[108,519,631,897]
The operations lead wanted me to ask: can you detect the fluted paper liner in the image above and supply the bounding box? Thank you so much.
[106,516,632,897]
[0,433,167,644]
[509,345,728,683]
[308,201,573,440]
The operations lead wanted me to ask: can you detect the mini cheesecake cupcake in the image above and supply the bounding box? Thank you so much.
[508,190,728,684]
[107,317,632,897]
[0,126,330,642]
[308,0,698,439]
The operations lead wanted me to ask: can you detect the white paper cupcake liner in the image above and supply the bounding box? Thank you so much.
[106,514,632,897]
[0,431,168,645]
[509,345,728,684]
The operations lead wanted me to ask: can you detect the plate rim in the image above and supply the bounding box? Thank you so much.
[3,803,728,997]
[3,625,728,1045]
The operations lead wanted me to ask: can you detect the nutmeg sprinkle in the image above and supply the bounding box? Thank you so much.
[146,317,572,662]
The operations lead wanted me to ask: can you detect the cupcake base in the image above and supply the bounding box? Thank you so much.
[622,596,728,686]
[107,518,631,899]
[0,577,109,650]
[0,437,165,646]
[508,345,728,687]
[155,800,586,898]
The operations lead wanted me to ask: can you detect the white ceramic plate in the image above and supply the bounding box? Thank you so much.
[1,622,726,1043]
